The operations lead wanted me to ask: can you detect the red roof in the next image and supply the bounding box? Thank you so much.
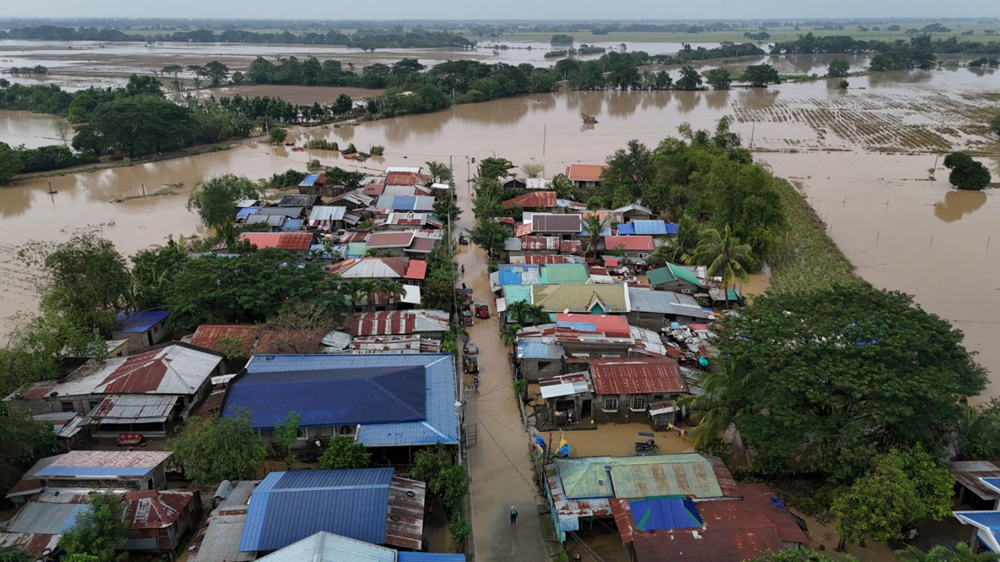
[581,357,686,394]
[350,310,449,337]
[555,313,630,335]
[741,483,810,544]
[20,380,59,400]
[503,191,557,210]
[566,164,609,182]
[100,349,172,394]
[604,256,619,267]
[404,259,427,280]
[239,232,313,250]
[604,236,654,251]
[520,254,573,264]
[189,325,259,355]
[408,237,437,253]
[123,490,198,529]
[514,223,533,237]
[385,172,430,186]
[561,240,583,255]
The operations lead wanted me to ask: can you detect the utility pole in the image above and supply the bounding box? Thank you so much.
[542,124,547,170]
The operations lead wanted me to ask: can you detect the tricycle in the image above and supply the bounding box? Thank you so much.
[635,432,659,455]
[475,304,490,319]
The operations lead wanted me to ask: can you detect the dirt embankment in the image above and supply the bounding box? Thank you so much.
[207,85,384,105]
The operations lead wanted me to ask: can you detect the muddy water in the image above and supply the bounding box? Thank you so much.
[0,110,72,148]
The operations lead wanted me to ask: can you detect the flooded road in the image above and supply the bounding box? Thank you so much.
[2,61,1000,397]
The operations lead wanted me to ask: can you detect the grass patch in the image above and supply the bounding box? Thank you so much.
[767,179,864,293]
[538,512,558,541]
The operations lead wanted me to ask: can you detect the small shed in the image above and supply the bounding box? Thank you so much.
[646,263,703,294]
[112,311,170,351]
[538,372,594,430]
[122,490,202,551]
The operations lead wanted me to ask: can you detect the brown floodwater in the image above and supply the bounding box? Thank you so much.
[3,65,1000,401]
[0,110,72,149]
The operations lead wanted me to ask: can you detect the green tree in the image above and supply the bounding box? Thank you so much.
[521,161,545,178]
[440,465,470,513]
[501,323,522,350]
[506,300,547,326]
[0,142,24,184]
[63,555,102,562]
[332,93,353,114]
[743,64,781,87]
[954,398,1000,461]
[896,542,1000,562]
[186,174,262,230]
[412,443,452,496]
[715,284,986,477]
[168,409,267,486]
[129,238,188,311]
[687,225,752,302]
[470,218,511,257]
[203,61,230,87]
[433,196,463,225]
[675,66,703,90]
[269,126,288,145]
[161,64,183,80]
[705,68,732,90]
[832,447,953,550]
[582,213,611,257]
[426,161,453,183]
[477,157,516,182]
[747,549,856,562]
[0,411,57,497]
[82,95,198,158]
[550,173,576,199]
[678,360,747,450]
[273,411,301,467]
[944,152,992,191]
[0,552,33,562]
[602,139,654,201]
[19,230,131,336]
[59,491,128,562]
[319,435,371,470]
[827,58,851,77]
[650,216,702,264]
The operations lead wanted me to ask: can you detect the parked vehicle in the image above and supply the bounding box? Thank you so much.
[475,305,490,319]
[635,433,659,454]
[466,343,479,354]
[464,356,479,374]
[460,310,474,325]
[459,233,470,245]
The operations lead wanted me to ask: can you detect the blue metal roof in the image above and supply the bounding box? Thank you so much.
[394,196,416,210]
[499,271,523,285]
[233,354,458,447]
[114,311,169,333]
[983,478,1000,495]
[37,466,156,478]
[628,498,702,531]
[240,469,394,552]
[299,174,319,187]
[633,220,668,236]
[224,365,428,430]
[664,223,679,235]
[616,223,636,235]
[397,554,467,562]
[578,224,613,237]
[237,207,260,219]
[280,219,303,230]
[961,511,1000,529]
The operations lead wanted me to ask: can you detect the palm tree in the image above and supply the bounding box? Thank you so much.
[677,360,749,451]
[650,216,701,264]
[506,300,547,326]
[896,543,1000,562]
[687,225,752,307]
[343,279,369,311]
[501,324,522,351]
[373,279,406,309]
[425,161,452,183]
[582,214,611,258]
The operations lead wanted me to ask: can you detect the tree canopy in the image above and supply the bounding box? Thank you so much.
[742,64,781,87]
[168,408,267,486]
[827,58,851,78]
[59,492,129,562]
[0,411,56,498]
[319,435,371,470]
[715,283,986,477]
[186,174,262,230]
[944,152,992,191]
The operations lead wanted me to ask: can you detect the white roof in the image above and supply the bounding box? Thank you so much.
[386,166,422,173]
[526,178,551,190]
[308,206,347,222]
[401,285,421,305]
[539,373,593,399]
[496,298,507,313]
[430,183,451,190]
[235,199,260,208]
[257,532,395,562]
[51,346,221,397]
[320,330,352,351]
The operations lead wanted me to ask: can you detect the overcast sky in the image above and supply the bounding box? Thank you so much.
[4,0,998,20]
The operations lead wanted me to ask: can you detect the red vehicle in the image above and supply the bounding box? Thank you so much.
[475,305,490,319]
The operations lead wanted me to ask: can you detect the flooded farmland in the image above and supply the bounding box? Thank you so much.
[1,59,1000,397]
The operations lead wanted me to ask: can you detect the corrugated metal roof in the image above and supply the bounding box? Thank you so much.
[517,342,564,360]
[633,220,669,236]
[385,172,430,186]
[33,412,84,439]
[87,394,176,425]
[566,164,609,182]
[539,373,592,399]
[503,191,557,209]
[604,236,654,251]
[239,232,314,251]
[386,476,426,550]
[540,264,590,285]
[308,206,347,223]
[376,195,435,212]
[628,288,714,320]
[509,254,583,265]
[350,310,449,337]
[236,207,259,219]
[531,284,629,313]
[255,207,303,217]
[279,195,317,207]
[741,483,809,544]
[947,461,1000,500]
[123,490,196,529]
[246,214,285,227]
[190,325,260,355]
[532,213,582,233]
[555,454,725,500]
[328,257,410,279]
[397,554,467,562]
[37,451,172,479]
[93,345,220,395]
[4,501,88,534]
[583,357,686,395]
[255,532,395,562]
[617,223,636,235]
[237,354,458,447]
[647,263,703,287]
[115,311,169,333]
[555,313,630,334]
[366,231,416,248]
[503,285,533,305]
[239,469,394,552]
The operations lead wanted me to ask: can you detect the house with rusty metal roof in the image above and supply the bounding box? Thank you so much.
[328,257,426,283]
[544,453,740,541]
[609,482,807,562]
[503,191,558,212]
[222,354,458,452]
[5,345,222,434]
[233,468,426,556]
[238,232,315,253]
[122,489,202,551]
[350,310,450,339]
[568,357,688,426]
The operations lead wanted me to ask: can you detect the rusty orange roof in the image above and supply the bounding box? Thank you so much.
[385,172,430,186]
[604,235,654,251]
[581,357,686,394]
[189,325,259,355]
[123,490,198,529]
[255,330,325,354]
[566,164,609,182]
[239,232,314,250]
[503,191,557,210]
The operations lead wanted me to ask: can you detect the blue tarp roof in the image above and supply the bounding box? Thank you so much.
[114,311,169,333]
[224,365,427,430]
[628,498,702,531]
[556,320,597,331]
[239,468,394,552]
[664,223,679,235]
[616,223,636,235]
[633,220,668,236]
[237,207,260,219]
[299,174,319,187]
[230,354,458,447]
[516,342,562,359]
[280,219,303,230]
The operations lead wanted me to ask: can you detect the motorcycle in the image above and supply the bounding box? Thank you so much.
[634,438,659,454]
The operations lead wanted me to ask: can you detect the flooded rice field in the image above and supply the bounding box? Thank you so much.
[1,58,999,397]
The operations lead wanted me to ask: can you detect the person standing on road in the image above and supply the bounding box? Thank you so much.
[510,505,518,531]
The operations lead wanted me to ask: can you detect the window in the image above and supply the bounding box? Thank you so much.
[538,361,552,370]
[631,396,647,411]
[61,401,75,413]
[296,427,309,440]
[602,398,619,412]
[651,394,665,401]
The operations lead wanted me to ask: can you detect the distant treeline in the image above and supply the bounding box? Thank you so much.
[652,42,765,65]
[0,25,474,49]
[771,32,1000,55]
[7,66,48,75]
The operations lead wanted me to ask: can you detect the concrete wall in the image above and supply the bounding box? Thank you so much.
[594,392,682,425]
[651,280,699,295]
[113,321,169,353]
[520,358,565,382]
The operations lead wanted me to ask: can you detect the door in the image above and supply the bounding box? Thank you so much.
[581,400,592,418]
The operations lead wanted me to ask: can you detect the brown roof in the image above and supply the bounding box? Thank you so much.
[520,254,575,264]
[503,191,557,210]
[366,231,416,248]
[584,357,686,394]
[350,310,450,337]
[946,460,1000,500]
[604,235,654,251]
[189,325,260,356]
[408,237,437,253]
[385,476,426,550]
[385,172,430,186]
[123,490,198,529]
[19,380,59,400]
[566,164,609,182]
[254,330,325,354]
[741,483,809,544]
[561,240,583,255]
[532,213,582,233]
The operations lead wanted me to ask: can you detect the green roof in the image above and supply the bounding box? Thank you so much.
[540,264,590,285]
[646,263,701,287]
[347,242,368,256]
[503,285,532,305]
[555,454,724,500]
[531,284,628,313]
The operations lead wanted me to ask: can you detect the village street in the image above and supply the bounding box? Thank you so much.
[453,175,548,562]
